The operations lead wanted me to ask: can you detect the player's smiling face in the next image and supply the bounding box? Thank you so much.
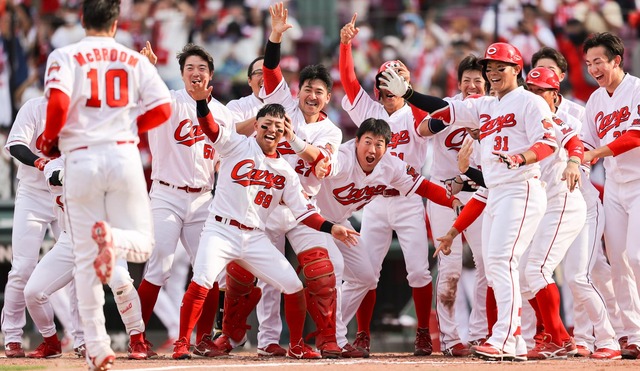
[484,61,519,99]
[248,59,264,97]
[182,55,212,97]
[255,115,285,155]
[378,87,405,113]
[459,70,486,98]
[298,79,330,122]
[355,133,387,173]
[585,46,622,92]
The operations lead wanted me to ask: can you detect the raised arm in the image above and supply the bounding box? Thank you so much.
[191,80,220,142]
[339,13,363,104]
[263,2,292,95]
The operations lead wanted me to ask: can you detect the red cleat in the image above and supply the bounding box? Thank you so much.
[172,337,192,360]
[575,344,591,357]
[341,342,369,358]
[414,327,433,356]
[128,340,148,360]
[257,343,287,357]
[92,221,115,284]
[5,342,25,358]
[353,331,371,353]
[26,340,62,359]
[193,334,228,357]
[443,342,471,357]
[287,339,322,359]
[89,353,115,371]
[474,343,515,361]
[526,334,568,360]
[591,348,622,359]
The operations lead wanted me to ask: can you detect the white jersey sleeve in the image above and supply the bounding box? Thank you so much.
[226,94,263,123]
[4,97,48,189]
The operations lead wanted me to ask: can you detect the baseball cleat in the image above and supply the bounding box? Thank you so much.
[212,334,233,354]
[26,340,62,359]
[74,344,86,358]
[443,342,471,357]
[353,331,371,353]
[4,342,25,358]
[171,337,192,360]
[318,341,341,359]
[257,343,287,357]
[88,352,115,371]
[414,327,433,356]
[474,344,515,361]
[575,345,592,357]
[193,334,228,357]
[526,334,568,360]
[92,221,115,284]
[128,340,148,360]
[341,342,369,358]
[468,337,487,353]
[621,343,640,359]
[591,348,622,359]
[287,339,322,359]
[563,337,578,357]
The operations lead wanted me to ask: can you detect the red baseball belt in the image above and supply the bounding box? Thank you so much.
[214,215,256,231]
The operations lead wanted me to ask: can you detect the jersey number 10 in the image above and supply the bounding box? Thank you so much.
[86,68,129,108]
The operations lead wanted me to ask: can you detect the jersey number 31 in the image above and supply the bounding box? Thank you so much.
[86,68,129,108]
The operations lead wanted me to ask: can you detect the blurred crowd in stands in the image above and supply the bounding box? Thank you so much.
[1,0,640,199]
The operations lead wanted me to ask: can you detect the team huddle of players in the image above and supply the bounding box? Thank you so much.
[4,1,640,370]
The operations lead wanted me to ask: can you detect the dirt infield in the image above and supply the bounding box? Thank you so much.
[2,351,638,371]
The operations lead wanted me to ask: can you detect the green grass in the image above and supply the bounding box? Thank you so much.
[0,366,47,371]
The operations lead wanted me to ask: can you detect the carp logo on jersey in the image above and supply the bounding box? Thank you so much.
[388,130,410,149]
[444,127,468,151]
[45,61,61,85]
[552,116,573,135]
[478,113,516,139]
[595,106,630,139]
[333,183,388,206]
[231,159,286,190]
[406,165,420,181]
[174,119,206,147]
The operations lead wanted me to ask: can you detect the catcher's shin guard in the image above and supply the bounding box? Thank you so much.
[223,262,262,343]
[298,248,338,350]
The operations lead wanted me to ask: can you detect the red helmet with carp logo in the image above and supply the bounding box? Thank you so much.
[479,42,524,71]
[526,67,560,90]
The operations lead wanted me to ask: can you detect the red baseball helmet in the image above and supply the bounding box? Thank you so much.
[526,67,560,90]
[375,60,402,100]
[480,43,524,71]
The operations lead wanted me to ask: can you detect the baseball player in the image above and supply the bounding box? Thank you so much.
[227,56,265,136]
[338,13,435,356]
[531,50,622,359]
[519,67,585,360]
[40,1,172,369]
[24,157,154,361]
[305,118,462,356]
[136,43,232,357]
[382,42,559,361]
[239,3,346,358]
[429,55,488,356]
[581,32,640,359]
[1,96,75,358]
[170,97,358,360]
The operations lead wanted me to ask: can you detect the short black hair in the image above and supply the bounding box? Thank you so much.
[457,54,483,83]
[298,64,332,93]
[531,47,568,73]
[356,118,392,145]
[247,56,264,77]
[583,32,625,66]
[177,43,215,74]
[82,0,120,31]
[256,103,286,120]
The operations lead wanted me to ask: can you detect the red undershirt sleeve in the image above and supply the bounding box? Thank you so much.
[137,103,171,133]
[339,43,362,104]
[452,197,486,232]
[301,213,326,230]
[530,142,555,162]
[415,179,456,207]
[563,135,584,161]
[608,130,640,156]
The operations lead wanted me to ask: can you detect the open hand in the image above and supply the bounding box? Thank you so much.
[331,225,360,247]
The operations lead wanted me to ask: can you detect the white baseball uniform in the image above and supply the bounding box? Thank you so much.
[313,139,435,347]
[556,101,620,351]
[256,76,343,349]
[192,119,316,294]
[1,97,69,346]
[429,94,487,351]
[142,90,229,286]
[447,86,557,355]
[340,88,432,337]
[581,73,640,347]
[44,36,172,359]
[226,93,263,123]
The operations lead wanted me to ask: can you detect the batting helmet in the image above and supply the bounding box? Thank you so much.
[375,60,402,100]
[526,67,560,90]
[479,43,524,71]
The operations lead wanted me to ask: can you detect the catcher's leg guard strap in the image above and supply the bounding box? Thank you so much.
[113,283,145,335]
[223,262,261,342]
